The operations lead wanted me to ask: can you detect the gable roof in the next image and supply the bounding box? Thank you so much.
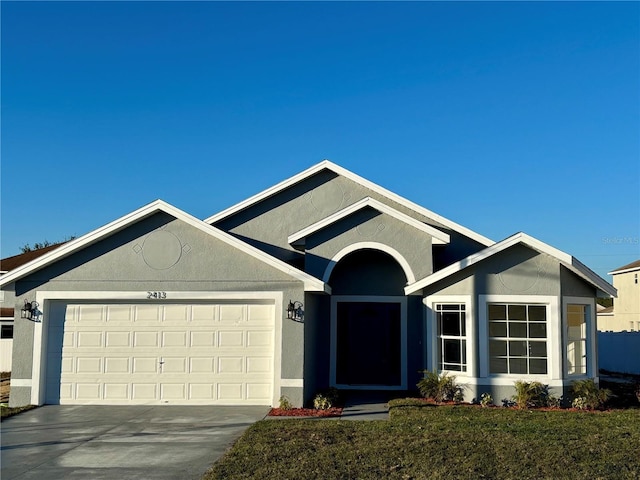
[205,160,494,247]
[405,232,617,298]
[287,197,451,246]
[609,259,640,275]
[1,243,65,273]
[0,200,329,293]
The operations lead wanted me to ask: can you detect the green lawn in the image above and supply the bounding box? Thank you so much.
[205,401,640,480]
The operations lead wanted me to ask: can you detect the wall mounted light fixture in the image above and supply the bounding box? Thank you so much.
[21,300,40,321]
[286,300,303,322]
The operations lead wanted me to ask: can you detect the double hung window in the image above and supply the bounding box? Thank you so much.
[436,304,467,372]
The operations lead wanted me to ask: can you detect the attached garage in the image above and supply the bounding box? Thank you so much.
[44,301,276,405]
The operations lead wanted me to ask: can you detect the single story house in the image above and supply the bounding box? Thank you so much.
[1,161,616,407]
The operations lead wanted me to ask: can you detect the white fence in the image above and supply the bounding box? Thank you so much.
[598,331,640,375]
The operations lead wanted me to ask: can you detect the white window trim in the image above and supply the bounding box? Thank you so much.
[478,294,560,381]
[330,295,408,390]
[424,295,474,377]
[562,296,596,379]
[30,291,284,407]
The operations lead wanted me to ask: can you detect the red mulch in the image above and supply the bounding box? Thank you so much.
[268,407,343,417]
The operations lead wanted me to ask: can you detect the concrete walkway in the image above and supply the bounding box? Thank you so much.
[340,391,391,420]
[0,405,269,480]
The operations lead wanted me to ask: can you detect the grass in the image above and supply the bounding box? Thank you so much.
[204,401,640,480]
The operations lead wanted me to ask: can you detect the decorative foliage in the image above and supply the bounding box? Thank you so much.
[313,387,340,410]
[279,395,293,411]
[570,379,612,410]
[479,392,493,407]
[417,370,464,403]
[512,381,550,409]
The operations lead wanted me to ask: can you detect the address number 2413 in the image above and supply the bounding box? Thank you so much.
[147,291,167,299]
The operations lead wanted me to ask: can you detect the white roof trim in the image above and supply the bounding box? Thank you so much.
[287,197,450,246]
[0,200,329,293]
[205,160,493,247]
[608,265,640,275]
[404,232,616,297]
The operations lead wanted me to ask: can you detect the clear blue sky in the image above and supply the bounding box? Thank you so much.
[2,1,638,280]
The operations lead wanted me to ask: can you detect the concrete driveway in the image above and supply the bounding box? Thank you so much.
[1,405,269,480]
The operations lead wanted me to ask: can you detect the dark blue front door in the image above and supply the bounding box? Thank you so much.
[336,302,401,386]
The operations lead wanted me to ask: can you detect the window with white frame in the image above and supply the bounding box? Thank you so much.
[435,304,466,372]
[488,303,547,375]
[566,304,587,375]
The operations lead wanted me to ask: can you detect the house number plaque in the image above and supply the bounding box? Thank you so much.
[146,291,167,299]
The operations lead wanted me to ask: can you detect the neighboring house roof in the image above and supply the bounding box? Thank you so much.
[597,306,614,315]
[205,160,494,248]
[287,197,451,246]
[1,243,65,273]
[608,259,640,275]
[0,200,329,293]
[404,232,617,298]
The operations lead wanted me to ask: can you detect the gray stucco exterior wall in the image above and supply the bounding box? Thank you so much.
[9,213,310,406]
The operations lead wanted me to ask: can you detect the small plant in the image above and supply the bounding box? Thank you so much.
[480,392,493,407]
[312,388,340,410]
[570,379,612,410]
[501,398,516,408]
[512,381,549,409]
[571,396,589,410]
[635,384,640,404]
[313,393,332,410]
[279,395,293,410]
[417,370,464,403]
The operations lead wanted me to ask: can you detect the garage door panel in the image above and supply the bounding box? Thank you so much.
[133,357,159,374]
[104,383,129,400]
[76,357,103,374]
[192,305,218,322]
[189,357,215,373]
[77,331,103,348]
[219,304,246,323]
[132,383,157,400]
[160,383,186,400]
[77,305,104,323]
[218,330,244,347]
[105,357,130,373]
[50,301,275,405]
[105,331,131,347]
[190,331,216,347]
[162,331,187,347]
[133,331,159,347]
[163,304,190,322]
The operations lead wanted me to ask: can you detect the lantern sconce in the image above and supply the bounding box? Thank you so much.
[286,300,303,322]
[21,300,40,321]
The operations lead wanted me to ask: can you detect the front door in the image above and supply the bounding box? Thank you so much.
[335,301,401,386]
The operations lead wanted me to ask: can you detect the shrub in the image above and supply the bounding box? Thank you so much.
[512,381,549,409]
[417,370,464,403]
[571,379,612,410]
[313,388,340,410]
[279,395,292,410]
[479,392,493,407]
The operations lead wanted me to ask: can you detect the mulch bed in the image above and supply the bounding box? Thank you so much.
[268,407,343,417]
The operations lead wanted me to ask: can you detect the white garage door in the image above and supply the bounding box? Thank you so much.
[45,302,275,405]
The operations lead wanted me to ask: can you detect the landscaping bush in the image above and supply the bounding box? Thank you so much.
[312,387,340,410]
[279,395,293,410]
[571,379,612,410]
[512,380,550,409]
[417,370,464,403]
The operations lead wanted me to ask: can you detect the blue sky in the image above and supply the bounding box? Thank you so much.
[2,1,638,280]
